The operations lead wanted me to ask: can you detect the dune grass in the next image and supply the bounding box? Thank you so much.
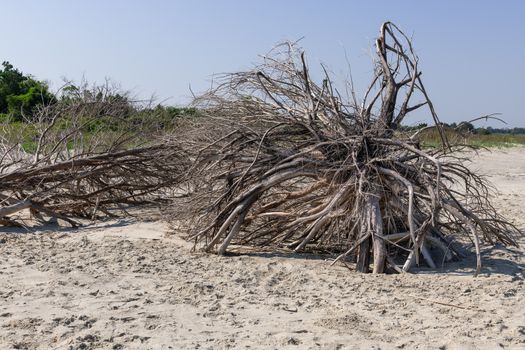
[416,130,525,148]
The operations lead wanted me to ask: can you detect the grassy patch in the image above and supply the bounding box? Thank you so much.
[416,130,525,148]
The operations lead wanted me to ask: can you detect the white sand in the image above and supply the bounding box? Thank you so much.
[0,149,524,349]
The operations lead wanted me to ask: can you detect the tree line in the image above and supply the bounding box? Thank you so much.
[398,122,525,135]
[1,61,522,134]
[0,61,194,124]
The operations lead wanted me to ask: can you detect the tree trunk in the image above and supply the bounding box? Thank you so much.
[356,194,386,273]
[356,237,371,273]
[370,196,387,273]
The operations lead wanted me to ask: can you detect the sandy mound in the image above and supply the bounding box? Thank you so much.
[1,149,524,349]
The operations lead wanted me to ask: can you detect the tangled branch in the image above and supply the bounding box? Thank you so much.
[169,22,521,274]
[0,83,188,226]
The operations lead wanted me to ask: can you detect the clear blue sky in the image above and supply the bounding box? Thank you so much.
[2,0,524,126]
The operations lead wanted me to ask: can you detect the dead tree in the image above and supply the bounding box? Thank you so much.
[169,22,521,275]
[0,82,188,226]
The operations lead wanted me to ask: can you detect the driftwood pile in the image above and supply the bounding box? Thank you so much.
[168,22,520,274]
[1,22,520,274]
[0,84,187,227]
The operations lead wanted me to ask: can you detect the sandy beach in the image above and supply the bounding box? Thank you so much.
[1,148,524,350]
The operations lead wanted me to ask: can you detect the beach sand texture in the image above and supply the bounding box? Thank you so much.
[1,149,524,349]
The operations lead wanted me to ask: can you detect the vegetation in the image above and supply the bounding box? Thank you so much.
[0,61,54,121]
[419,131,525,148]
[0,70,196,153]
[400,123,525,148]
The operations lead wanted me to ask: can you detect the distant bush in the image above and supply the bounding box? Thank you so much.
[0,61,54,121]
[401,122,525,137]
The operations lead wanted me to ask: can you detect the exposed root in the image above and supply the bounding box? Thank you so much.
[168,22,522,274]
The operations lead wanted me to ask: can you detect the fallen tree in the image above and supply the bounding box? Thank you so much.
[1,23,520,274]
[0,82,188,227]
[169,22,521,274]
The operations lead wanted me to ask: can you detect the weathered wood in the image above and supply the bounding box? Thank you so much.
[383,231,409,242]
[356,237,371,273]
[421,243,436,269]
[370,196,387,274]
[0,200,32,217]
